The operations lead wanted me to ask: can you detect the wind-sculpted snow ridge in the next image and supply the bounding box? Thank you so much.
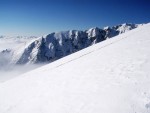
[0,23,150,113]
[13,23,141,64]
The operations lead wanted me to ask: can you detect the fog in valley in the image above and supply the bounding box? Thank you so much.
[0,36,42,82]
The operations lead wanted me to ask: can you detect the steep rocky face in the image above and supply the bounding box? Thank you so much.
[12,23,139,64]
[15,29,106,64]
[86,27,106,43]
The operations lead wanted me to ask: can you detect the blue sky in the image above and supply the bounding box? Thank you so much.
[0,0,150,36]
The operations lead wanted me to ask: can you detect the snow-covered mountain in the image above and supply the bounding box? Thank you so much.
[104,23,139,38]
[10,23,140,64]
[0,23,150,113]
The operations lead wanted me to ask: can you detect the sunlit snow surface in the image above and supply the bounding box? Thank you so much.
[0,23,150,113]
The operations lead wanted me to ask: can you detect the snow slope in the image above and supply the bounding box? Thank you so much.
[0,23,150,113]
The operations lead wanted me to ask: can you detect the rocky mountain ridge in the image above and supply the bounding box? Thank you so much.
[1,23,142,64]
